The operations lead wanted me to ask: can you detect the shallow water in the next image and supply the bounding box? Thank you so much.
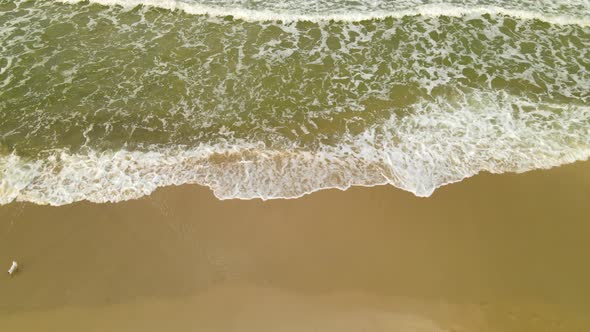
[1,0,589,205]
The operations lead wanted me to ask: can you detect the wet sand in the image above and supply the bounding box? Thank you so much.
[1,161,589,331]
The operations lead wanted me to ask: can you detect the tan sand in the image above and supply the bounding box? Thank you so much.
[1,161,589,331]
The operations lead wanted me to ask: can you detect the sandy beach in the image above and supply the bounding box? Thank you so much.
[0,161,589,331]
[2,0,589,330]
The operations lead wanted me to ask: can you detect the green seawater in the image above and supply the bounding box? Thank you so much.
[0,0,589,204]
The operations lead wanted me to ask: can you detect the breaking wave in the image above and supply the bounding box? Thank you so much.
[55,0,590,26]
[2,94,589,205]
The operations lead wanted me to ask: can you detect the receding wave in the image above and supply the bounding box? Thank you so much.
[55,0,590,26]
[2,95,589,206]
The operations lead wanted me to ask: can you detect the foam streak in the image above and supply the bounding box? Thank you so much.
[54,0,590,26]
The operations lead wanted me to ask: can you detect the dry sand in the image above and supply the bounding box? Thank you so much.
[1,161,589,331]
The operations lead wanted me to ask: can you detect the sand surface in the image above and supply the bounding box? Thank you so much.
[1,162,590,331]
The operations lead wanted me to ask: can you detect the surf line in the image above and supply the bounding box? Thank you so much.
[53,1,590,27]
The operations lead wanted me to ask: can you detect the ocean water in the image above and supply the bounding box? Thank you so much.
[0,0,589,205]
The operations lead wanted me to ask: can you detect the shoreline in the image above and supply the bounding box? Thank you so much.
[1,161,590,331]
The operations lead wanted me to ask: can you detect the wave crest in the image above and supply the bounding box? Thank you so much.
[54,0,590,26]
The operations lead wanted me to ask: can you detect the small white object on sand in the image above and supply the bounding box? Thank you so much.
[8,261,17,275]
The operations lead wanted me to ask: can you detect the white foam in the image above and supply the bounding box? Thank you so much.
[2,92,589,206]
[53,0,590,26]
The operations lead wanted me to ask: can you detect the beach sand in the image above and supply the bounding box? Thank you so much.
[1,161,589,331]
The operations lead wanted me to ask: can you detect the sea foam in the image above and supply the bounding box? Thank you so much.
[2,94,589,206]
[1,0,589,206]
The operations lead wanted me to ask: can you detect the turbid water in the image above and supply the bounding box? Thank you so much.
[1,0,589,205]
